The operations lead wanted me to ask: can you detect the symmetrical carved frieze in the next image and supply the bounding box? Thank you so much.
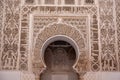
[20,5,100,74]
[33,16,88,48]
[0,0,100,73]
[0,1,120,80]
[1,0,20,70]
[99,0,118,71]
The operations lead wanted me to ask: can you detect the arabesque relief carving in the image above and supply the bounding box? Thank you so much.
[1,0,20,70]
[0,0,120,80]
[20,5,100,72]
[33,23,86,80]
[99,0,118,71]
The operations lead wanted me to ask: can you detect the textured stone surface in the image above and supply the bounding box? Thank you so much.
[0,0,120,80]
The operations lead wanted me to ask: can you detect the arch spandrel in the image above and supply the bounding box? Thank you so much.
[33,23,87,75]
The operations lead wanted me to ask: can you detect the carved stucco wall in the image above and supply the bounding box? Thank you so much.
[0,0,120,80]
[20,5,99,80]
[33,23,87,80]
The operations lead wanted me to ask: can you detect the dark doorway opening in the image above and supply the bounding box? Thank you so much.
[40,40,79,80]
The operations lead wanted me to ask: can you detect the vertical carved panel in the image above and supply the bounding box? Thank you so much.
[20,6,30,70]
[90,14,100,71]
[116,0,120,70]
[99,0,118,71]
[1,0,20,70]
[0,0,4,70]
[20,6,37,70]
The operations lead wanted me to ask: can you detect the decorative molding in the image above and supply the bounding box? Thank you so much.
[33,23,86,80]
[23,0,96,5]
